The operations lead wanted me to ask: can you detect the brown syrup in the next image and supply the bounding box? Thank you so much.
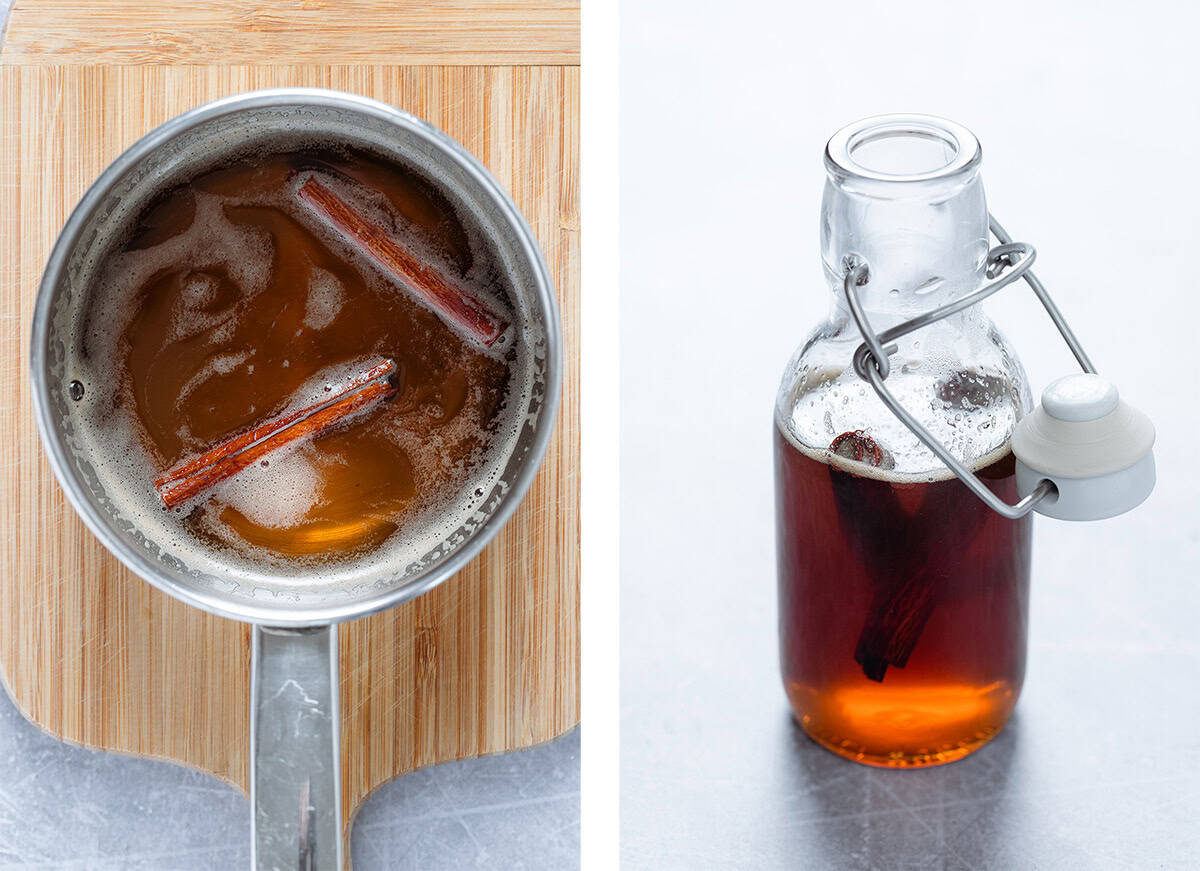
[775,425,1031,766]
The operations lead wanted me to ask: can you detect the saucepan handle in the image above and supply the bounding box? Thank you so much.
[251,624,342,870]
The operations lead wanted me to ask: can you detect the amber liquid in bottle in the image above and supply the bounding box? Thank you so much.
[774,424,1031,767]
[83,147,511,561]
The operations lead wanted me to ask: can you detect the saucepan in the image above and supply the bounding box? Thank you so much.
[29,89,560,869]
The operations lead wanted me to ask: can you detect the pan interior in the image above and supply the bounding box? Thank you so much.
[35,95,555,622]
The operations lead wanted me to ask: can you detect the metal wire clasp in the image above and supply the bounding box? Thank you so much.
[843,215,1097,520]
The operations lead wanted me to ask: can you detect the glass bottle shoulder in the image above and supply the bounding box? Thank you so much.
[775,307,1033,480]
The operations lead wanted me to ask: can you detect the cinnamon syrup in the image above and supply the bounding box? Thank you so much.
[83,147,513,561]
[775,425,1031,767]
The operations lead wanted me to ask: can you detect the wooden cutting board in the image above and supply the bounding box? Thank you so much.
[0,1,579,861]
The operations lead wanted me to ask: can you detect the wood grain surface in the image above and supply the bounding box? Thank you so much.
[0,14,579,857]
[2,0,580,65]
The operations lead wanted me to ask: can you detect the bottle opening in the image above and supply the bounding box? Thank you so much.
[826,114,981,184]
[850,128,957,175]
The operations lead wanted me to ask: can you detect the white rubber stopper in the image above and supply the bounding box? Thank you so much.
[1041,373,1119,421]
[1012,373,1155,521]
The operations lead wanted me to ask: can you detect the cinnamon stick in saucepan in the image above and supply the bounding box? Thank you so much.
[295,175,510,348]
[155,358,398,509]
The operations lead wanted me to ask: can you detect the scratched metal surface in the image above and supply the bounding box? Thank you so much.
[621,1,1200,868]
[0,687,579,869]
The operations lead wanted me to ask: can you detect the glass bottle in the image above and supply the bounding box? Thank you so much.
[774,115,1033,767]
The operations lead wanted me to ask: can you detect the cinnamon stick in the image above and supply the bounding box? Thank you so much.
[155,359,397,509]
[826,431,916,681]
[847,372,1016,680]
[854,565,939,681]
[827,428,994,682]
[853,512,988,683]
[295,175,510,347]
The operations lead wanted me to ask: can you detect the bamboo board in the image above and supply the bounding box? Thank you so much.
[1,0,580,66]
[0,5,579,860]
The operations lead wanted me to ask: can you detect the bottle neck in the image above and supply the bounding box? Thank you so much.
[820,116,990,318]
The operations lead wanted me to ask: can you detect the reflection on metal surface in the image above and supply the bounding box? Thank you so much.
[251,626,341,871]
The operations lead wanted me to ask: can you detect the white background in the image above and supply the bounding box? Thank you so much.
[621,1,1200,867]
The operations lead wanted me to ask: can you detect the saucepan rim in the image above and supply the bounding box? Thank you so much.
[29,87,562,626]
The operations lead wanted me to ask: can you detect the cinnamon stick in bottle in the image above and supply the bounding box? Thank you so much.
[828,429,995,681]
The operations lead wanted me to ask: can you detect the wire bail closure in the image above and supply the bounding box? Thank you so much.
[843,215,1097,520]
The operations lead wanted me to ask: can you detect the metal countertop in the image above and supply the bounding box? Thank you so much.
[0,689,578,869]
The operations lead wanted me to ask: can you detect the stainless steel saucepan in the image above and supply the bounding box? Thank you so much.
[30,89,561,870]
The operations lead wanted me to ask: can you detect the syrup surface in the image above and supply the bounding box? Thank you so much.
[84,147,512,561]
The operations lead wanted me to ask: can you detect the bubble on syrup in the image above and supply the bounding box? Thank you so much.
[179,271,222,309]
[303,266,345,330]
[217,447,321,530]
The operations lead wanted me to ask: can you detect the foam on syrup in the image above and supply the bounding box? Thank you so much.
[217,444,322,529]
[303,267,345,330]
[777,366,1020,483]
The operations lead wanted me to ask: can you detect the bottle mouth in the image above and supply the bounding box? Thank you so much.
[825,114,981,185]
